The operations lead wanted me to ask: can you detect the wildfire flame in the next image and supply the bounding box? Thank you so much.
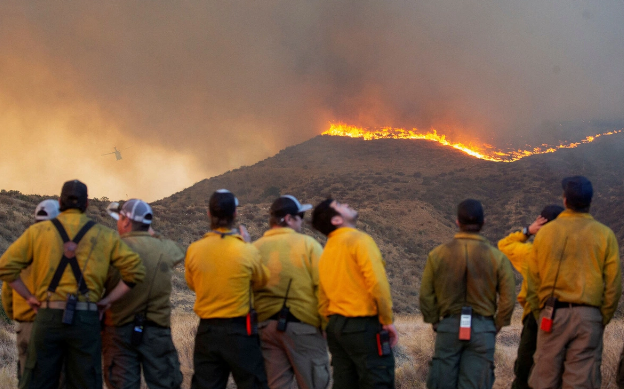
[322,123,623,162]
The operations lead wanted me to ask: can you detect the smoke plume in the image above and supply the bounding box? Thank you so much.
[1,0,623,200]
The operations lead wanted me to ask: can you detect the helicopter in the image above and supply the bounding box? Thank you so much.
[102,146,131,161]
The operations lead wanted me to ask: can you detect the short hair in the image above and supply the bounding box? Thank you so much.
[457,199,484,232]
[562,176,592,212]
[130,220,150,232]
[541,205,564,222]
[209,190,237,229]
[312,198,339,236]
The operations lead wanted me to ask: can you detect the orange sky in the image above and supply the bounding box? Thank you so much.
[1,1,623,201]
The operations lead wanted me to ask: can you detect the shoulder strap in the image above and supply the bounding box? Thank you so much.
[48,220,97,295]
[50,219,70,243]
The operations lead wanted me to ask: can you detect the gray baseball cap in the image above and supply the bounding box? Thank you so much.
[107,199,153,224]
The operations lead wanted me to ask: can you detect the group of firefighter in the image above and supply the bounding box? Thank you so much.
[0,175,622,389]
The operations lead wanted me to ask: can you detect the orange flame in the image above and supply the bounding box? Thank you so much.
[322,123,623,162]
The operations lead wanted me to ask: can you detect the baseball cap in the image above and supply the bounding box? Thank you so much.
[270,195,313,218]
[562,176,593,208]
[35,199,60,221]
[209,189,239,218]
[457,199,484,225]
[60,180,88,211]
[107,199,153,224]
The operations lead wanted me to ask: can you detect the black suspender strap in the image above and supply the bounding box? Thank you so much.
[48,219,97,295]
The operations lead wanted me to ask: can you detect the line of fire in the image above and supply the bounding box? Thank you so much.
[322,123,624,163]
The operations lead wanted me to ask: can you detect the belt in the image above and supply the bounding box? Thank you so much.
[554,301,595,309]
[200,316,247,326]
[41,301,98,311]
[268,311,302,323]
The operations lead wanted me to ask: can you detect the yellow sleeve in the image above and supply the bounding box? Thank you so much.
[308,239,323,317]
[419,253,438,324]
[184,248,195,292]
[355,235,393,325]
[601,231,621,325]
[109,235,145,287]
[318,278,329,329]
[526,234,542,318]
[1,282,14,320]
[497,231,531,274]
[494,254,516,329]
[0,227,35,283]
[249,246,270,291]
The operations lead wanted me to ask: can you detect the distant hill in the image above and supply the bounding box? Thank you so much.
[2,134,624,313]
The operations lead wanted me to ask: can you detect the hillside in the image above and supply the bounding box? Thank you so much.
[2,134,624,313]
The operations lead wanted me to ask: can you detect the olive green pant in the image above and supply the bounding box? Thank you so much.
[326,315,395,389]
[15,321,34,381]
[427,315,496,389]
[511,314,537,389]
[192,318,269,389]
[19,308,101,389]
[258,320,330,389]
[102,323,183,389]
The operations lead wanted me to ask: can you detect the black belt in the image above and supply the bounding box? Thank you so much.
[268,311,302,323]
[443,312,493,320]
[554,301,595,309]
[200,316,247,326]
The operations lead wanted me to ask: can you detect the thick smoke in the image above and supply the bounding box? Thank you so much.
[1,1,623,200]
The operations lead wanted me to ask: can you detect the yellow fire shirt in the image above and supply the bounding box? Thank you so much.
[318,227,394,326]
[497,231,532,320]
[0,210,145,303]
[526,209,621,325]
[185,229,270,319]
[253,227,323,327]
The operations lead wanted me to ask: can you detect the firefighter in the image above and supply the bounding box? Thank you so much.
[312,198,397,389]
[102,199,184,389]
[497,205,563,389]
[0,180,145,389]
[526,176,621,389]
[1,199,60,381]
[253,195,329,389]
[420,199,515,389]
[185,189,270,389]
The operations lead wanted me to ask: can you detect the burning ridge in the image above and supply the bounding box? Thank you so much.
[322,123,624,163]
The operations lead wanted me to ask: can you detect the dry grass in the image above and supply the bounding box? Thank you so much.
[3,310,623,388]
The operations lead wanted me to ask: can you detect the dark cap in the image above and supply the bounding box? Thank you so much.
[562,176,593,208]
[270,195,313,218]
[457,199,484,225]
[60,180,88,212]
[209,189,239,218]
[540,204,564,222]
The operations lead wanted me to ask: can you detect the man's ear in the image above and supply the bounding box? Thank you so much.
[207,210,211,218]
[455,219,460,228]
[331,215,343,227]
[563,197,568,208]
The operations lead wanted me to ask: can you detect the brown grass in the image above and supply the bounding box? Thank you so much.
[2,311,623,388]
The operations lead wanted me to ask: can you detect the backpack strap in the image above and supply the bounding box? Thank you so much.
[48,219,96,295]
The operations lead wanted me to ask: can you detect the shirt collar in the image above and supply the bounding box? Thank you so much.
[454,232,487,242]
[121,231,152,239]
[558,209,594,220]
[328,226,358,238]
[203,228,244,241]
[263,227,296,237]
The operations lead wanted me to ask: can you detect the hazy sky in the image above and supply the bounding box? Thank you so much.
[1,1,623,201]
